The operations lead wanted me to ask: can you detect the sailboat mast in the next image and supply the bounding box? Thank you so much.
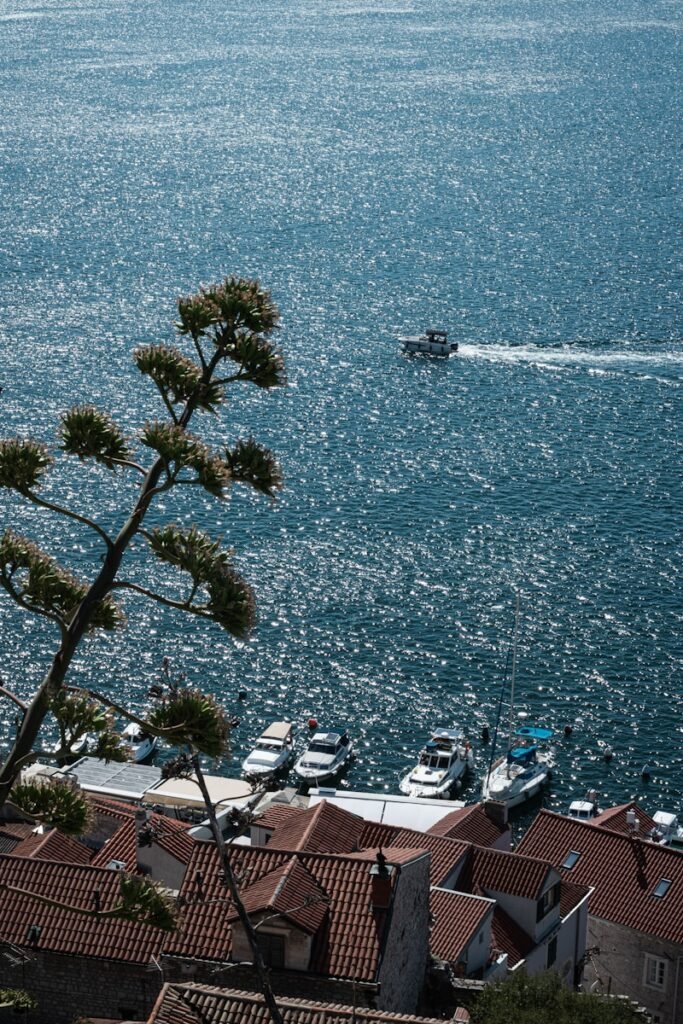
[507,591,520,753]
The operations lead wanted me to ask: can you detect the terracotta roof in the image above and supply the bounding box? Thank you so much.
[149,983,465,1023]
[592,801,657,837]
[228,856,329,934]
[429,888,493,964]
[0,854,166,964]
[0,824,92,864]
[266,800,364,854]
[427,804,508,848]
[255,803,311,832]
[359,822,468,886]
[91,813,194,872]
[91,819,137,870]
[165,844,426,981]
[517,809,683,944]
[457,844,556,901]
[490,905,535,966]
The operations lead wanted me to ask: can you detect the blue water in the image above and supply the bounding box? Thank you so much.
[1,0,682,816]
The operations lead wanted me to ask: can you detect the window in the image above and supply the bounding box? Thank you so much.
[257,932,286,969]
[547,936,558,968]
[653,878,672,899]
[536,882,561,922]
[562,850,581,870]
[643,955,667,990]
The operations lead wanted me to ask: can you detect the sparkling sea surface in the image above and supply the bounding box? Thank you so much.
[0,0,682,819]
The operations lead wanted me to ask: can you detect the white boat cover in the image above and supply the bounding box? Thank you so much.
[260,721,293,742]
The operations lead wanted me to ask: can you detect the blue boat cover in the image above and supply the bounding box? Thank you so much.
[516,726,553,741]
[508,745,538,764]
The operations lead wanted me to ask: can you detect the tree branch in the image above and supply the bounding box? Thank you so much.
[63,685,191,739]
[0,576,67,634]
[0,685,27,712]
[106,457,148,476]
[110,580,201,614]
[24,490,114,550]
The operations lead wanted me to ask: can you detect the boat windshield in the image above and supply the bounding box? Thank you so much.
[419,753,451,770]
[308,741,337,755]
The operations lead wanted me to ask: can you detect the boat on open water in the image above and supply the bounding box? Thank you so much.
[400,328,458,356]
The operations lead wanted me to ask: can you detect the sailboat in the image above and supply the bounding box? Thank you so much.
[481,593,554,808]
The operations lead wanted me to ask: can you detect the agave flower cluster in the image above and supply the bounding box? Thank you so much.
[0,276,286,843]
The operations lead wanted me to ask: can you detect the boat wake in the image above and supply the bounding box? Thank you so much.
[458,341,683,381]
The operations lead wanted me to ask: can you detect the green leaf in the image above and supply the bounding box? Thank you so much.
[0,530,125,630]
[0,438,53,492]
[10,779,92,837]
[135,345,224,412]
[222,331,286,389]
[117,874,178,932]
[146,524,256,636]
[148,688,229,758]
[60,406,130,467]
[224,437,283,497]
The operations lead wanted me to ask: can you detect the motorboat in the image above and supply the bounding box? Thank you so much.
[399,727,475,798]
[400,328,458,356]
[481,592,554,808]
[241,721,294,780]
[650,810,683,847]
[294,729,353,784]
[49,733,91,767]
[120,722,158,763]
[567,789,602,821]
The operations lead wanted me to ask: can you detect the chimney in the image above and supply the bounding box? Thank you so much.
[483,800,508,830]
[370,850,395,910]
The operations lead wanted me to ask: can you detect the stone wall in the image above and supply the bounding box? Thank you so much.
[377,853,431,1013]
[0,948,163,1024]
[585,918,683,1024]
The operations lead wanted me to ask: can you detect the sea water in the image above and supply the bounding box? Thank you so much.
[0,0,681,814]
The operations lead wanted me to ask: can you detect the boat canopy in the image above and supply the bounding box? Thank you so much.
[431,728,463,742]
[508,745,538,764]
[260,721,293,742]
[515,726,553,741]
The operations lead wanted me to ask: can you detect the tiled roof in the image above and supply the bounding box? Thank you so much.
[490,905,534,966]
[427,804,508,848]
[228,856,329,934]
[457,844,555,900]
[359,823,468,886]
[0,854,166,964]
[149,983,465,1024]
[517,809,683,944]
[92,819,138,869]
[266,800,364,854]
[592,801,657,837]
[255,803,312,832]
[0,824,91,864]
[91,812,194,872]
[429,888,493,964]
[165,844,426,981]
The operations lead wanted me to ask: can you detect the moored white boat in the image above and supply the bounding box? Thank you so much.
[294,729,353,784]
[399,727,474,799]
[650,810,683,847]
[241,721,294,780]
[400,328,458,356]
[482,727,554,807]
[481,593,554,808]
[120,722,158,763]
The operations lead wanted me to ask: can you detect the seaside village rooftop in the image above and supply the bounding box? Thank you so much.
[1,758,680,1023]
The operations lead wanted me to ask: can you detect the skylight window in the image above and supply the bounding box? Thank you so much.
[653,878,672,899]
[562,850,581,870]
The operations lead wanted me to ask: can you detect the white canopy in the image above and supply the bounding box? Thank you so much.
[145,773,253,811]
